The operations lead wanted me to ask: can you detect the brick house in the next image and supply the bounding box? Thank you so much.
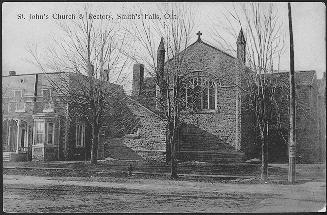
[125,30,326,163]
[2,71,131,162]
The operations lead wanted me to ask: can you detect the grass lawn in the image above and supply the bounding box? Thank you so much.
[3,160,325,183]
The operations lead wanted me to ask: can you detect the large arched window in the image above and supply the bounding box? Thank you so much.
[180,77,216,111]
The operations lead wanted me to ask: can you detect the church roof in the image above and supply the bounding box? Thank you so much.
[269,70,317,86]
[197,39,237,59]
[165,37,237,65]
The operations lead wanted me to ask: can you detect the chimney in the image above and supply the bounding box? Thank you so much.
[237,28,246,64]
[132,64,144,97]
[9,71,16,76]
[101,69,109,81]
[104,69,109,81]
[87,64,94,77]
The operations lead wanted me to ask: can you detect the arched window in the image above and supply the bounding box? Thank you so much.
[76,123,85,147]
[180,77,216,111]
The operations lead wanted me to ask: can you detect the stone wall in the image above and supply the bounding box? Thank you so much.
[317,75,326,163]
[272,71,320,163]
[239,71,322,163]
[112,97,167,162]
[295,84,319,163]
[165,40,244,152]
[180,92,238,150]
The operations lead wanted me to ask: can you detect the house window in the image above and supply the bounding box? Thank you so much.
[76,124,85,147]
[42,89,54,112]
[47,122,54,145]
[181,77,217,111]
[16,102,26,112]
[14,90,22,99]
[10,90,26,112]
[42,89,51,101]
[9,102,16,113]
[8,102,25,113]
[34,121,45,145]
[43,103,54,112]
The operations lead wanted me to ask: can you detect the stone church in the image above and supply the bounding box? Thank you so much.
[114,29,325,164]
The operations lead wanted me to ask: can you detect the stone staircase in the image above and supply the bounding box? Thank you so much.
[104,138,145,161]
[177,151,244,163]
[177,132,244,163]
[3,152,14,162]
[3,151,29,162]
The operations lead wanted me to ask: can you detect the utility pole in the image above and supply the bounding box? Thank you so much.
[288,2,296,183]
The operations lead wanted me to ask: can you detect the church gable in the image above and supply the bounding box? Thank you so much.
[166,39,243,86]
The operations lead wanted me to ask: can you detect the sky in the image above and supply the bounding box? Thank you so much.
[2,2,326,93]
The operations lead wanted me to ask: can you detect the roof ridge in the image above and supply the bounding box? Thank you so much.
[271,70,316,74]
[199,39,237,60]
[2,71,67,77]
[164,38,237,64]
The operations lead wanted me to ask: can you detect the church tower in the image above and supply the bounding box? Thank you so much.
[237,28,246,64]
[156,37,166,110]
[156,37,165,89]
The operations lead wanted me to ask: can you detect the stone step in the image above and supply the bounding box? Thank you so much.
[179,145,235,152]
[178,152,243,158]
[177,151,244,163]
[3,152,13,162]
[180,138,226,144]
[180,142,234,148]
[180,134,219,140]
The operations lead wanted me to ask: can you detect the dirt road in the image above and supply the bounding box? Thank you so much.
[3,174,325,213]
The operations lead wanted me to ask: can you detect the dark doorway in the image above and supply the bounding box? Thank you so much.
[21,128,26,148]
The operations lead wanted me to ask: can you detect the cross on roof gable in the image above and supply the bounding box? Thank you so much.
[197,31,202,41]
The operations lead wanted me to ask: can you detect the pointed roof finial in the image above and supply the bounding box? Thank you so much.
[158,37,165,51]
[197,31,202,41]
[237,28,246,44]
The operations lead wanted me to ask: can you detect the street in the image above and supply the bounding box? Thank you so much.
[3,174,326,213]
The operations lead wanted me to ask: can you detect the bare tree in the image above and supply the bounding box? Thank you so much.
[210,3,287,181]
[125,2,195,178]
[27,5,131,164]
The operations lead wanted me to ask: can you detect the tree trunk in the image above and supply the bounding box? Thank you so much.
[165,122,172,163]
[170,132,178,179]
[261,139,268,182]
[91,125,99,164]
[169,117,178,179]
[261,130,268,182]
